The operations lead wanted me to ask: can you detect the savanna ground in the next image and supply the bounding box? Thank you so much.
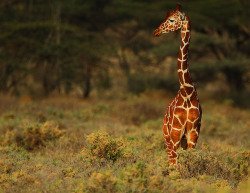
[0,90,249,193]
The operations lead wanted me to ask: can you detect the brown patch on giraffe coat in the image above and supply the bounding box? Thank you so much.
[182,44,189,54]
[169,152,178,161]
[190,98,198,107]
[173,116,183,128]
[174,106,186,115]
[178,50,183,59]
[185,86,193,96]
[183,101,187,108]
[178,70,185,85]
[174,108,187,125]
[181,41,185,48]
[183,53,188,60]
[182,61,188,69]
[185,121,193,132]
[196,122,201,133]
[184,32,190,42]
[180,88,186,96]
[192,119,200,129]
[179,115,187,126]
[176,95,184,106]
[187,100,192,108]
[184,71,191,84]
[171,130,182,143]
[189,91,197,100]
[188,108,200,122]
[181,32,185,39]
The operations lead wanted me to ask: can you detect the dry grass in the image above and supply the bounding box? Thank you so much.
[0,91,249,192]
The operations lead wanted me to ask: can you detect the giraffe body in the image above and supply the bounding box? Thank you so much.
[153,4,202,166]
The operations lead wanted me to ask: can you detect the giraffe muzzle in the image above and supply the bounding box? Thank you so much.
[153,28,162,37]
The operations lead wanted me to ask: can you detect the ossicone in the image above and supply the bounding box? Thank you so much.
[174,4,181,12]
[165,11,170,19]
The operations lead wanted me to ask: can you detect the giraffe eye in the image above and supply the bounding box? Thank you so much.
[169,19,175,22]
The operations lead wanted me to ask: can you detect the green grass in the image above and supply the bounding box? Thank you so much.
[0,92,249,192]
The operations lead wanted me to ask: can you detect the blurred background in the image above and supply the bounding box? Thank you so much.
[0,0,249,107]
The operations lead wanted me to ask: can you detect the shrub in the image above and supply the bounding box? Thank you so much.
[228,151,249,183]
[118,161,148,192]
[81,130,132,163]
[12,169,36,185]
[21,121,65,150]
[76,171,117,193]
[177,145,250,187]
[177,146,228,179]
[0,121,65,150]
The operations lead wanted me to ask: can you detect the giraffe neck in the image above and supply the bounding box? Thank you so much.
[177,17,194,98]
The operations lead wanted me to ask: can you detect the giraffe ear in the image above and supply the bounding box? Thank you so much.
[174,4,181,12]
[180,13,185,21]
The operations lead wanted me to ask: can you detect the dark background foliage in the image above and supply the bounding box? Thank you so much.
[0,0,249,106]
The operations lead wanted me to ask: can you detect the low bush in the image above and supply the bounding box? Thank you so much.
[82,171,117,193]
[178,146,229,178]
[81,130,133,163]
[0,121,65,150]
[177,145,250,187]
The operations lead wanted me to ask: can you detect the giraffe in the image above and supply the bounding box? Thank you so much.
[153,4,202,166]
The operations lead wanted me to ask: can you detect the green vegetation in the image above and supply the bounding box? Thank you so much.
[0,93,249,192]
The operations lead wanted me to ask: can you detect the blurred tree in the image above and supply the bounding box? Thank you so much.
[0,0,249,100]
[0,0,113,97]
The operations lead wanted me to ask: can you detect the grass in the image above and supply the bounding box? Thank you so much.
[0,91,249,192]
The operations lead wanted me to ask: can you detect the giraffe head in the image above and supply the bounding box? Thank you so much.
[153,4,186,37]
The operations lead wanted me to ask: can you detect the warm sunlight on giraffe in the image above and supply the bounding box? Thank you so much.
[153,4,202,167]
